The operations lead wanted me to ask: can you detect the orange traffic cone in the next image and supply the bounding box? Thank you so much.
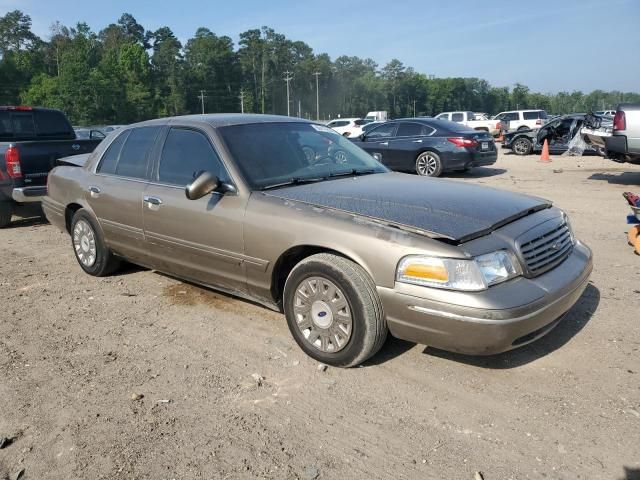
[539,139,551,162]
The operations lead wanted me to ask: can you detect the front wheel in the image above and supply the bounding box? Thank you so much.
[71,209,120,276]
[283,253,387,367]
[416,151,443,177]
[512,137,532,156]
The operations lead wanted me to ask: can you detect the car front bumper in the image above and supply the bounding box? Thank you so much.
[378,241,593,355]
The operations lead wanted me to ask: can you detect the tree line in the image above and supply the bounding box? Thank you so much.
[1,10,638,126]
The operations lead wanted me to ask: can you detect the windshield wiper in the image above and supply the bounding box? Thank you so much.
[328,168,377,178]
[260,176,326,191]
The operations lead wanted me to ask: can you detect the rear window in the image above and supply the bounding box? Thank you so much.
[33,110,74,137]
[523,111,547,120]
[451,113,464,122]
[97,130,130,175]
[329,120,349,127]
[433,119,475,133]
[354,119,367,126]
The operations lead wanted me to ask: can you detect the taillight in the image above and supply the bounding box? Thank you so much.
[613,111,626,131]
[536,119,542,125]
[4,145,22,178]
[447,137,479,148]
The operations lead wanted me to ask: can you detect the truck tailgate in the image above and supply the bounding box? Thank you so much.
[14,139,101,186]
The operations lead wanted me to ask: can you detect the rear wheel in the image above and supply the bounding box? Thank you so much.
[0,204,12,228]
[71,209,120,276]
[283,253,387,367]
[513,137,533,156]
[416,151,443,177]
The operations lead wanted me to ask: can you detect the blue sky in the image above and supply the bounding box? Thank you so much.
[4,0,639,93]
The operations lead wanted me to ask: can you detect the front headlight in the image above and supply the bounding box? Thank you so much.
[397,250,521,292]
[562,211,576,245]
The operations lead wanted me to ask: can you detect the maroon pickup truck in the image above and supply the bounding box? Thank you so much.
[0,106,103,227]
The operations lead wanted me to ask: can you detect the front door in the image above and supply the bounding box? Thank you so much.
[361,122,397,166]
[142,127,247,292]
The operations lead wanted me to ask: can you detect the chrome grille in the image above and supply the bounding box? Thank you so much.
[520,222,573,275]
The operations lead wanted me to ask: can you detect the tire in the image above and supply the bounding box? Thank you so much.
[0,205,12,228]
[70,209,120,276]
[512,137,533,156]
[283,253,387,367]
[416,151,443,177]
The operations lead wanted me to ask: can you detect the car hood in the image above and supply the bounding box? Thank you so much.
[263,172,550,243]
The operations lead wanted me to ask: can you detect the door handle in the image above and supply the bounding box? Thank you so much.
[413,139,423,143]
[144,196,163,211]
[88,186,101,198]
[380,142,389,146]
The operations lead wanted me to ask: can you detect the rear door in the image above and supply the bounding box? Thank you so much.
[142,126,247,292]
[360,122,397,164]
[87,126,161,263]
[385,122,434,171]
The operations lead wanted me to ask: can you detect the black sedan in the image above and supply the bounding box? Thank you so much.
[503,113,609,156]
[350,118,497,177]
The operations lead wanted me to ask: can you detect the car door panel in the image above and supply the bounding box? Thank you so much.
[87,126,160,263]
[142,126,247,292]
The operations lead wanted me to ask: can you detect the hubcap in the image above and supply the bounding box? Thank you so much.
[293,276,353,353]
[417,154,438,176]
[73,219,97,267]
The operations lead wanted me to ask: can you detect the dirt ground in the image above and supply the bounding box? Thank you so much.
[1,148,639,480]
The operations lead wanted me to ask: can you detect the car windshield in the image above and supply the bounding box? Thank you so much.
[218,122,389,190]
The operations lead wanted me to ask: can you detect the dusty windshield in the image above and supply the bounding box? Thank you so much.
[218,122,388,190]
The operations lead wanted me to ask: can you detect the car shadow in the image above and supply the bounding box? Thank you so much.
[5,214,48,229]
[621,467,640,480]
[364,336,417,366]
[421,282,600,369]
[446,167,507,179]
[588,171,640,186]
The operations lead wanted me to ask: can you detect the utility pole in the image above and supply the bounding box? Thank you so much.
[198,90,207,114]
[239,90,245,114]
[298,99,301,118]
[283,71,294,116]
[413,99,417,117]
[314,71,321,121]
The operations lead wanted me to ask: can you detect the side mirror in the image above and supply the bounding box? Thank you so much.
[185,171,219,200]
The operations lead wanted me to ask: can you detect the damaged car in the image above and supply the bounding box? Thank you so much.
[43,114,593,367]
[503,113,610,156]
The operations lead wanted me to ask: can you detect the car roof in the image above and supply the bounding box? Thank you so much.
[130,113,314,129]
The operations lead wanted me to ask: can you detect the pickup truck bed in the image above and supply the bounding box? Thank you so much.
[0,107,103,227]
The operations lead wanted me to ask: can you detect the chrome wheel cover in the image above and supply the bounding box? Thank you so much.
[292,276,353,353]
[416,153,438,176]
[73,219,97,267]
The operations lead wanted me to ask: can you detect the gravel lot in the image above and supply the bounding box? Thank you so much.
[1,148,639,480]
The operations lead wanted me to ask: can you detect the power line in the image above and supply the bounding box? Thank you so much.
[198,89,207,114]
[283,71,293,116]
